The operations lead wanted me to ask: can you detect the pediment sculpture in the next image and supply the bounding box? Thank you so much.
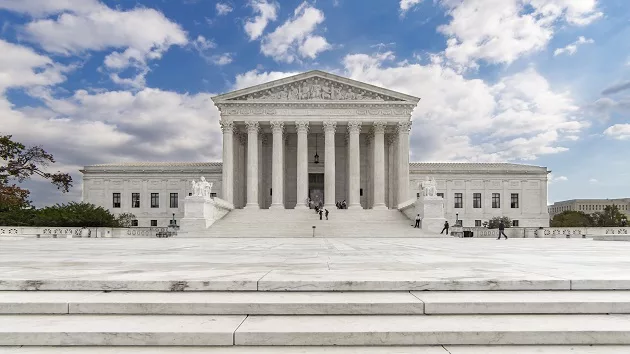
[191,177,213,199]
[228,77,403,102]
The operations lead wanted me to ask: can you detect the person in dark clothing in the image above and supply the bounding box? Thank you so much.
[414,214,421,228]
[497,221,508,239]
[440,221,449,235]
[325,209,329,220]
[319,209,323,220]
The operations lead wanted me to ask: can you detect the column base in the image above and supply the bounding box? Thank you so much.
[324,203,335,209]
[294,204,309,210]
[244,203,260,210]
[348,204,363,210]
[372,203,387,210]
[269,204,285,210]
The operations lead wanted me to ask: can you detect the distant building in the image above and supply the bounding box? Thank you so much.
[548,198,630,219]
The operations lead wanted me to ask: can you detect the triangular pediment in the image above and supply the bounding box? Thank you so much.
[212,70,420,104]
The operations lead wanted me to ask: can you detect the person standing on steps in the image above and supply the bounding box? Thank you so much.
[497,221,508,240]
[440,221,449,235]
[414,214,421,228]
[319,209,323,220]
[325,209,329,220]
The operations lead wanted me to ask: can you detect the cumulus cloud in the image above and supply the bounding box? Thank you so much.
[554,36,594,56]
[215,3,233,16]
[589,178,598,184]
[438,0,602,67]
[260,2,331,63]
[0,0,101,17]
[400,0,423,14]
[212,53,234,66]
[244,0,278,41]
[602,81,630,96]
[549,174,568,183]
[232,69,301,90]
[604,124,630,140]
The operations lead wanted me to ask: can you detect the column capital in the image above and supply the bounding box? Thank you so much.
[373,121,387,134]
[246,121,260,134]
[220,120,234,133]
[270,121,285,134]
[323,121,337,133]
[397,121,412,133]
[347,121,362,134]
[295,120,309,134]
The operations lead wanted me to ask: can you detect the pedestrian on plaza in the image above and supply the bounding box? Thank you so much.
[440,221,449,235]
[414,214,421,228]
[319,209,323,220]
[342,200,347,209]
[325,209,329,220]
[497,221,508,240]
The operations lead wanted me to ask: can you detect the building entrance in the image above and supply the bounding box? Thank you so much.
[308,173,324,209]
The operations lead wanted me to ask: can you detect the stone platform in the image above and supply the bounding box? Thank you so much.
[2,238,630,350]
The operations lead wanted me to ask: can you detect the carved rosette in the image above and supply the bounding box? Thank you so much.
[373,121,387,134]
[219,120,234,134]
[270,121,285,134]
[397,121,412,134]
[347,121,362,134]
[295,121,309,134]
[323,121,337,133]
[246,121,260,134]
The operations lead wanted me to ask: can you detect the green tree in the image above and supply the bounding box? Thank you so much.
[32,202,119,227]
[551,210,594,227]
[115,212,137,228]
[488,216,512,229]
[592,205,626,227]
[0,135,72,211]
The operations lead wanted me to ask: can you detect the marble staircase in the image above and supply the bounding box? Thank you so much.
[192,208,444,237]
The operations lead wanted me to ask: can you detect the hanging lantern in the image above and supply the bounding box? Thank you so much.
[314,133,320,164]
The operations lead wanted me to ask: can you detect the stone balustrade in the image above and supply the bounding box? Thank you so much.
[0,226,169,239]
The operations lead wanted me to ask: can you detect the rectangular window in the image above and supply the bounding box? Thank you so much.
[512,220,519,227]
[132,193,140,208]
[473,193,481,208]
[475,220,482,227]
[112,193,121,208]
[151,193,159,208]
[492,193,500,208]
[170,193,178,208]
[131,220,138,227]
[511,193,519,208]
[437,193,444,198]
[150,220,157,227]
[454,193,463,208]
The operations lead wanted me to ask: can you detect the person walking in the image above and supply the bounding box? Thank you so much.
[414,214,421,228]
[325,209,329,220]
[440,221,449,235]
[497,221,508,240]
[319,209,323,220]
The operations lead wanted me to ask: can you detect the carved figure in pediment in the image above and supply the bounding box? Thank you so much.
[288,86,299,100]
[321,84,331,99]
[331,85,342,100]
[299,85,310,99]
[279,89,288,100]
[311,83,321,99]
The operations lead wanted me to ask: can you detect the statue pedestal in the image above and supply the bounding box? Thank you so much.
[417,195,446,234]
[180,196,234,234]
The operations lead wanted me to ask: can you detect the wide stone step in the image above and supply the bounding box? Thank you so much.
[3,314,630,346]
[2,346,630,353]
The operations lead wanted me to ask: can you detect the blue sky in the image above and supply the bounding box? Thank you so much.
[0,0,628,206]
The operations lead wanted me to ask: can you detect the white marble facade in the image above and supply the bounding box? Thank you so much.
[81,71,551,228]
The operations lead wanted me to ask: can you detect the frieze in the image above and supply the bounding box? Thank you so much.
[227,77,404,102]
[220,106,414,117]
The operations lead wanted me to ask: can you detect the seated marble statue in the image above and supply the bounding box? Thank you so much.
[420,177,437,197]
[191,177,213,198]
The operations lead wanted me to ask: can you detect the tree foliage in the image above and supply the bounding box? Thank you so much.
[0,202,133,227]
[592,205,627,227]
[0,135,72,211]
[488,216,512,229]
[551,210,594,227]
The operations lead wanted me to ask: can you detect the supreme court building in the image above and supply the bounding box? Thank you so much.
[82,71,551,227]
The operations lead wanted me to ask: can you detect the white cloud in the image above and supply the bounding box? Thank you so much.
[8,2,188,88]
[438,0,603,67]
[244,0,278,41]
[216,3,233,16]
[212,53,234,65]
[0,0,100,17]
[549,174,568,183]
[400,0,423,14]
[554,36,594,56]
[589,178,598,184]
[260,2,331,63]
[232,69,301,90]
[604,124,630,140]
[0,39,67,93]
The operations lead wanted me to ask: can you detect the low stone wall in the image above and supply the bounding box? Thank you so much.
[0,226,168,239]
[461,227,629,238]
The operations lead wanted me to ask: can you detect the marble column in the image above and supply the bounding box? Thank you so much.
[270,121,285,209]
[295,121,309,209]
[245,121,260,209]
[323,121,337,208]
[397,121,412,206]
[347,121,362,209]
[372,121,387,209]
[220,120,234,204]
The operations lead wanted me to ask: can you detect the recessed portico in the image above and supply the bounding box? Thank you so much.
[212,70,419,210]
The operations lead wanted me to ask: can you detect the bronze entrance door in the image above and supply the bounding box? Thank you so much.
[308,173,324,209]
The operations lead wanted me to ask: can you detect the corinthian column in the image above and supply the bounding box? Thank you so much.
[220,120,234,205]
[245,121,260,209]
[347,121,362,209]
[270,121,285,209]
[295,121,309,209]
[323,121,337,208]
[397,121,412,206]
[372,121,387,209]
